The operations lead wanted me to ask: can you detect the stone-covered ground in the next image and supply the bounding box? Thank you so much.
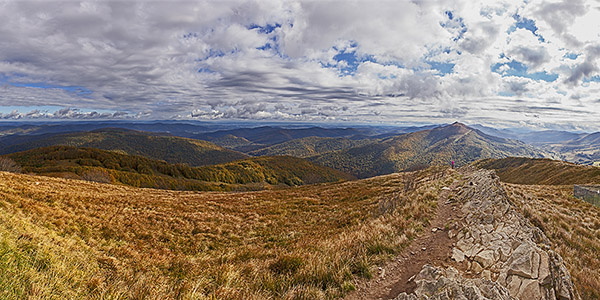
[394,169,579,300]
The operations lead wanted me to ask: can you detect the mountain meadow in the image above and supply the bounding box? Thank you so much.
[0,167,452,299]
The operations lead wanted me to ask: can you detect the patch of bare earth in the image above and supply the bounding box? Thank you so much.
[346,172,464,299]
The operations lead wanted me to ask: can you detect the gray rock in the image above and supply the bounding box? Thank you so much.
[394,170,580,300]
[475,249,496,268]
[452,247,465,263]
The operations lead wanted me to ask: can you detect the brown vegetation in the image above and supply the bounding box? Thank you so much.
[475,157,600,185]
[0,157,21,173]
[6,145,353,191]
[504,183,600,299]
[0,166,453,299]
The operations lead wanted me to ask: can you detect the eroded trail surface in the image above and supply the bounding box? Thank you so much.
[346,171,464,300]
[347,168,580,300]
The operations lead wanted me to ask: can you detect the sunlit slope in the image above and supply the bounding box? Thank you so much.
[312,122,547,178]
[475,157,600,185]
[504,183,600,299]
[6,145,354,191]
[0,167,451,299]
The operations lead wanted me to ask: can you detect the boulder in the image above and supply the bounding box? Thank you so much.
[475,249,496,268]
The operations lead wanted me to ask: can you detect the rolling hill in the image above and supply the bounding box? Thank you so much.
[311,122,552,178]
[194,126,377,146]
[208,134,266,152]
[0,128,248,166]
[474,157,600,185]
[248,136,373,157]
[5,145,354,191]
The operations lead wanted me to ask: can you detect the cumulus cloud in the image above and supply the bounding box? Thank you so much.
[0,0,598,129]
[0,107,132,120]
[565,45,600,85]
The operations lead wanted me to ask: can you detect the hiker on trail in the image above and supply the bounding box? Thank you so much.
[451,160,454,169]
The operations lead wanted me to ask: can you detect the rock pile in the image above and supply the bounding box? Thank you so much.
[395,170,579,300]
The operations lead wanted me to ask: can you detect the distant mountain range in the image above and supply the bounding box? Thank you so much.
[542,132,600,165]
[469,124,585,144]
[1,121,598,174]
[462,124,600,165]
[248,136,374,157]
[0,128,248,166]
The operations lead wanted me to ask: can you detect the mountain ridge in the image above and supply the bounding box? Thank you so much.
[311,122,552,178]
[0,128,249,166]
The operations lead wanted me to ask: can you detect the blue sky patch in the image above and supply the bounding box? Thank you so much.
[498,91,515,97]
[583,75,600,83]
[197,49,228,61]
[0,76,93,96]
[0,105,62,114]
[508,14,545,42]
[492,60,558,82]
[0,105,117,115]
[183,32,198,39]
[197,67,216,74]
[440,10,467,41]
[247,23,281,34]
[327,47,376,75]
[257,34,281,54]
[564,53,579,60]
[427,61,455,75]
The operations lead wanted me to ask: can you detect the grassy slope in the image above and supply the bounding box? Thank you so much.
[0,167,453,299]
[6,145,353,191]
[0,128,248,166]
[504,184,600,299]
[475,157,600,185]
[312,123,546,178]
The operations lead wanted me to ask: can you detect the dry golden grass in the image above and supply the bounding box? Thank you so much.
[504,183,600,299]
[0,167,454,299]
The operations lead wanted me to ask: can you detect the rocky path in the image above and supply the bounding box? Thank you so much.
[348,168,580,300]
[346,171,464,300]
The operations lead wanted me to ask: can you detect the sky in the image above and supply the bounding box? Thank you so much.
[0,0,599,130]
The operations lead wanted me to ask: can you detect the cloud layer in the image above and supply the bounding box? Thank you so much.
[0,0,599,130]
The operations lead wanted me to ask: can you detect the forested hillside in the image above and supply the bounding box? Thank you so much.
[249,136,372,157]
[5,146,353,191]
[0,128,248,166]
[311,122,550,178]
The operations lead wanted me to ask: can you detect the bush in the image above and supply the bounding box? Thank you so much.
[0,157,22,173]
[269,256,303,274]
[81,169,113,183]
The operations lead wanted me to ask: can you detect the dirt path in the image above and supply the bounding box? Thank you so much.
[345,175,464,300]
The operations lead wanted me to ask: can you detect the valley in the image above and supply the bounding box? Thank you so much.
[0,121,598,299]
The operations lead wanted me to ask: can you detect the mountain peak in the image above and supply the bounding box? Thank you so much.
[433,122,472,134]
[449,122,468,128]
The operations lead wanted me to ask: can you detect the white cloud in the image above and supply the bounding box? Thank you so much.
[0,0,598,129]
